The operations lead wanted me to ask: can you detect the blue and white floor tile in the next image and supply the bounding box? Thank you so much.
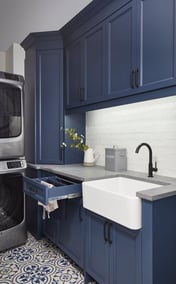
[0,233,84,284]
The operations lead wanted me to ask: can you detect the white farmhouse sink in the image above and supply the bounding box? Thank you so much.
[82,177,162,230]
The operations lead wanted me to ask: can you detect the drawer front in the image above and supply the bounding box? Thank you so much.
[23,176,82,205]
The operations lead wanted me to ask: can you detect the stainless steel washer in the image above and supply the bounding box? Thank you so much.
[0,159,27,251]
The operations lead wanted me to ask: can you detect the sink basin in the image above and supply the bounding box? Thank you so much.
[82,176,163,230]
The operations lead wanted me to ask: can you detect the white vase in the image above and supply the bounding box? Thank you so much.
[83,148,98,166]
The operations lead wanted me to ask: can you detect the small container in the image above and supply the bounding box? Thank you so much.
[105,147,127,171]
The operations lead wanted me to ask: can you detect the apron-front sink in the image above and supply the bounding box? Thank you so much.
[83,176,163,229]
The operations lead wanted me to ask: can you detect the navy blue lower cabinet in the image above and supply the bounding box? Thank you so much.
[84,209,142,284]
[42,198,84,268]
[57,198,84,268]
[142,197,176,284]
[42,206,61,245]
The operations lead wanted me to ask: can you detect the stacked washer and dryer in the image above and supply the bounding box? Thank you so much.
[0,71,27,251]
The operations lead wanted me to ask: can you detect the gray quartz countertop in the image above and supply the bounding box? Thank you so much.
[28,163,176,201]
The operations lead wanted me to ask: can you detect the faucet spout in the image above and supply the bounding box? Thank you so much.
[135,142,158,177]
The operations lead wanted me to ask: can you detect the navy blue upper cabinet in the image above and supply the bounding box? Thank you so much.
[62,0,176,110]
[21,32,64,164]
[65,22,106,108]
[137,0,176,92]
[106,1,137,98]
[107,0,176,98]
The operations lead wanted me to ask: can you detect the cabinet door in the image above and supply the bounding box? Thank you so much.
[25,195,43,240]
[83,23,106,103]
[58,198,84,267]
[43,208,61,245]
[66,39,83,107]
[36,49,64,164]
[85,210,109,284]
[138,0,176,91]
[110,224,142,284]
[106,1,136,98]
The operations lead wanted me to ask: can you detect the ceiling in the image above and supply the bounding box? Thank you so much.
[0,0,92,51]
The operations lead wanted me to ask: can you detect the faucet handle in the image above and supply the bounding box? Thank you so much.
[154,161,158,172]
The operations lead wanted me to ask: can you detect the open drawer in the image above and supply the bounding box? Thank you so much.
[23,175,82,205]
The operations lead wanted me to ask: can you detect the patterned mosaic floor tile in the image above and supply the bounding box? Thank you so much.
[0,233,84,284]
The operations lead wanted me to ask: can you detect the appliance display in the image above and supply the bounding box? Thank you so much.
[0,71,24,159]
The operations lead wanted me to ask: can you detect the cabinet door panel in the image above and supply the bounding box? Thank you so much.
[58,199,83,267]
[110,225,142,284]
[107,2,135,97]
[84,23,105,102]
[37,49,63,164]
[66,40,82,106]
[43,209,61,244]
[140,0,176,89]
[85,211,109,284]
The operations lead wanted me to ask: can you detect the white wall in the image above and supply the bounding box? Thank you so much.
[5,45,13,73]
[0,51,6,71]
[0,0,92,51]
[6,43,25,76]
[86,96,176,178]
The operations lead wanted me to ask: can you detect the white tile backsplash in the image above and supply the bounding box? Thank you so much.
[86,96,176,178]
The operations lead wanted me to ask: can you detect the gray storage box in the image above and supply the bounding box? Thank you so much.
[105,147,127,171]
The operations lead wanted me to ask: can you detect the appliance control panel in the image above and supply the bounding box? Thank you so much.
[0,159,27,173]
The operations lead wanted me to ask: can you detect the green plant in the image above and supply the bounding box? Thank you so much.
[65,128,89,151]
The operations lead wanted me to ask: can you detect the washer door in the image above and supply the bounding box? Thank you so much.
[0,173,24,231]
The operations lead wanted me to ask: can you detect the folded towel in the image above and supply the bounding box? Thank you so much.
[38,200,59,219]
[38,180,59,219]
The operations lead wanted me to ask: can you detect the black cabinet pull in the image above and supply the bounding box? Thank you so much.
[108,223,112,244]
[104,221,108,242]
[79,203,83,222]
[59,147,64,161]
[135,68,139,88]
[79,87,85,102]
[130,70,135,88]
[59,142,66,161]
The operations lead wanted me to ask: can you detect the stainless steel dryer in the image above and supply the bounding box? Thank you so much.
[0,71,24,159]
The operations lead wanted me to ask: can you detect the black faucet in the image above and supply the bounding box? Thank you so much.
[135,142,158,177]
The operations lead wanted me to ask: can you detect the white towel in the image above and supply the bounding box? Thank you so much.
[38,180,59,219]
